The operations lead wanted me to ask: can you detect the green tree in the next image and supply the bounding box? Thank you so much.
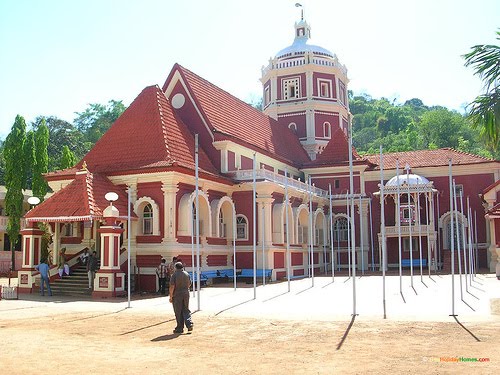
[33,118,49,201]
[32,116,88,171]
[23,130,35,189]
[463,30,500,151]
[3,115,27,267]
[60,145,77,169]
[74,100,126,143]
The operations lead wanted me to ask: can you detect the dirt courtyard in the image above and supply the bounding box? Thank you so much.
[1,274,499,374]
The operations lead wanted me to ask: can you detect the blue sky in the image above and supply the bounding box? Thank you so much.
[0,0,498,139]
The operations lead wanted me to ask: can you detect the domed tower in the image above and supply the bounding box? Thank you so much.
[261,16,350,160]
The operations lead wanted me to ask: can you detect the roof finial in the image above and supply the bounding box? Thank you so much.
[81,161,88,171]
[295,3,303,21]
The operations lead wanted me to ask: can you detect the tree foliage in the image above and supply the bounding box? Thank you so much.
[33,118,49,201]
[74,100,126,143]
[463,30,500,152]
[60,145,77,169]
[3,115,27,265]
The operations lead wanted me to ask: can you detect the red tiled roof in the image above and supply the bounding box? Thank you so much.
[483,179,500,195]
[75,85,218,175]
[364,148,496,170]
[25,170,134,222]
[303,126,367,167]
[486,202,500,216]
[164,64,311,165]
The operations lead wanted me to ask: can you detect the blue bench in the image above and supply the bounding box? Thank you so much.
[187,272,208,286]
[237,269,272,281]
[401,259,427,267]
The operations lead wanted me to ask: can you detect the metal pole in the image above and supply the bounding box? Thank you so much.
[448,160,456,316]
[467,199,473,286]
[436,192,441,271]
[348,116,356,316]
[308,176,314,287]
[453,181,464,301]
[285,168,291,292]
[406,166,414,290]
[369,198,375,272]
[426,190,431,278]
[396,160,402,295]
[380,146,387,318]
[329,184,334,282]
[346,192,351,278]
[127,186,131,308]
[359,195,364,275]
[262,206,265,286]
[195,134,201,310]
[191,203,195,298]
[416,181,424,283]
[233,203,237,290]
[474,211,478,277]
[459,191,468,293]
[252,153,257,299]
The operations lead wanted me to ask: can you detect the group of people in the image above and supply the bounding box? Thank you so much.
[35,250,193,335]
[35,248,99,296]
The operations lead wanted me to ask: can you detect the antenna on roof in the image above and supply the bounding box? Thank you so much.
[295,3,304,20]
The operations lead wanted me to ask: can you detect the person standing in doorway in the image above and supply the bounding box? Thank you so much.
[156,258,168,295]
[35,258,52,296]
[169,262,193,334]
[87,251,98,289]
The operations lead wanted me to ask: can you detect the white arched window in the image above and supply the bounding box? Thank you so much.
[323,122,331,139]
[134,197,160,236]
[236,215,248,240]
[143,203,153,235]
[288,122,297,133]
[334,217,348,242]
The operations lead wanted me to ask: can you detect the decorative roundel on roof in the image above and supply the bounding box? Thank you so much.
[171,93,185,109]
[385,173,430,187]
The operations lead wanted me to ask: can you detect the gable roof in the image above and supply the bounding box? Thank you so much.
[364,148,497,170]
[303,126,368,168]
[75,85,218,176]
[163,64,311,166]
[25,170,134,222]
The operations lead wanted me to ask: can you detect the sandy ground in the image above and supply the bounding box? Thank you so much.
[0,273,499,374]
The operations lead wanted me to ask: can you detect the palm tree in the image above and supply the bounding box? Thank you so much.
[463,30,500,152]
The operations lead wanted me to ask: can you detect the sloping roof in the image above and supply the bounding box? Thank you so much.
[74,85,218,175]
[364,148,496,170]
[303,126,367,167]
[164,64,310,165]
[25,170,134,222]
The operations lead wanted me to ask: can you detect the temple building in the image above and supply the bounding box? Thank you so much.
[18,16,500,296]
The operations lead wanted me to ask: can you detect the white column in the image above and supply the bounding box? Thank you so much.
[162,180,179,243]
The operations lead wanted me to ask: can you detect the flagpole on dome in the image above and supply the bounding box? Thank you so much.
[295,3,304,21]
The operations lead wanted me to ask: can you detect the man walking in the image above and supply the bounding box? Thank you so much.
[169,262,193,334]
[87,251,98,289]
[156,258,168,295]
[35,258,52,296]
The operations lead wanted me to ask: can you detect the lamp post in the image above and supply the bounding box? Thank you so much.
[105,190,131,307]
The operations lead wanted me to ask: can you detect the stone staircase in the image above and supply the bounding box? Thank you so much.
[49,262,94,296]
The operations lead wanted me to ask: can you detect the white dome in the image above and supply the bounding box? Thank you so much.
[276,38,334,59]
[385,173,430,187]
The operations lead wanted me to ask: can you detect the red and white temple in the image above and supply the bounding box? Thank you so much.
[18,16,500,296]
